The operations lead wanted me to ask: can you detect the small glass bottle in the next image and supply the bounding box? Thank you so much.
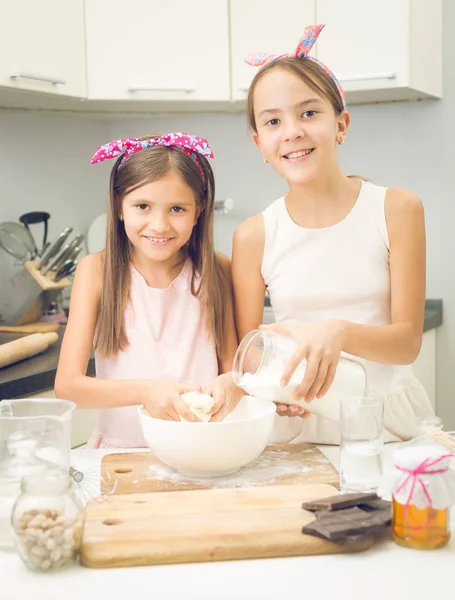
[391,445,455,550]
[0,431,51,551]
[232,329,366,421]
[11,471,84,571]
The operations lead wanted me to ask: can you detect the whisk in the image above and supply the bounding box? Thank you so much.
[69,464,118,505]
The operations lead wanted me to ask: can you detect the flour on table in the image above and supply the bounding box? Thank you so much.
[147,448,325,489]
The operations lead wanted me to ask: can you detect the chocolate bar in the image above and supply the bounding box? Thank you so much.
[302,506,391,542]
[301,493,392,544]
[301,492,378,512]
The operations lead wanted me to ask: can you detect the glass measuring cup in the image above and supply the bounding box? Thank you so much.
[0,399,75,468]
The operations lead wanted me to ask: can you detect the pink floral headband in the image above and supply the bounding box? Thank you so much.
[91,132,214,179]
[245,24,347,110]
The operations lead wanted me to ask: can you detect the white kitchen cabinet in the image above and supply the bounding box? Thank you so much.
[23,389,98,449]
[229,0,315,101]
[316,0,442,103]
[0,0,86,98]
[412,329,437,412]
[85,0,230,102]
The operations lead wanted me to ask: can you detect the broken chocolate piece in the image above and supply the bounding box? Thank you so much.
[302,492,378,512]
[302,505,391,543]
[357,498,392,511]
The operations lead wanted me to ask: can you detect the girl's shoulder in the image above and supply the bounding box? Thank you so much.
[385,187,424,218]
[233,214,265,249]
[73,253,103,297]
[384,188,425,247]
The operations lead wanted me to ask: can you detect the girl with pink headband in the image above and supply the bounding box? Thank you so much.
[56,133,242,448]
[232,25,434,444]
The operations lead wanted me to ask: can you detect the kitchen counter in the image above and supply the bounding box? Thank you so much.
[0,326,95,400]
[0,299,443,401]
[1,444,453,600]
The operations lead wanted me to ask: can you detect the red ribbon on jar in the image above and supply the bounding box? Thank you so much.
[396,453,452,516]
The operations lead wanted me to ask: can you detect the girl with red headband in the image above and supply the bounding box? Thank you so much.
[232,25,434,444]
[56,133,242,448]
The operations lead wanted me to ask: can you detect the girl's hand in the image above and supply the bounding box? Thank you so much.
[274,403,311,419]
[204,372,245,422]
[260,320,346,403]
[143,380,202,421]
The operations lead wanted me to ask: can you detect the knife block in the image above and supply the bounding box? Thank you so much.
[0,261,71,327]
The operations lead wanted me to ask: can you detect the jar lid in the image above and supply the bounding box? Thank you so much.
[393,444,453,471]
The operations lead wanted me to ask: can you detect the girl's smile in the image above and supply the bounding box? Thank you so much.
[122,171,200,266]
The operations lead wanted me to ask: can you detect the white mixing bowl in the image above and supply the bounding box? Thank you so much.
[138,396,276,477]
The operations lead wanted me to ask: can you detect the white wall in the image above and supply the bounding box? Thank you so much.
[0,1,453,427]
[0,109,110,242]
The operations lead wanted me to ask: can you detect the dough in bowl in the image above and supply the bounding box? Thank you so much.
[180,392,214,422]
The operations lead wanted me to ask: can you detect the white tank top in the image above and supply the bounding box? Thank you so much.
[262,180,417,396]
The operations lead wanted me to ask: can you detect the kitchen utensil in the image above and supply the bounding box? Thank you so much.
[41,244,70,275]
[80,483,374,568]
[233,329,367,421]
[0,221,37,261]
[42,235,83,275]
[0,322,60,334]
[138,396,276,477]
[0,399,76,469]
[19,212,50,255]
[100,443,340,494]
[36,227,73,270]
[0,331,58,368]
[66,234,84,257]
[69,465,118,505]
[51,244,81,273]
[0,267,43,326]
[53,259,78,282]
[18,212,50,257]
[0,261,70,327]
[54,237,83,271]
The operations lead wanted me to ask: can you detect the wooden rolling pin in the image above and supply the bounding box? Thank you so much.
[0,332,59,368]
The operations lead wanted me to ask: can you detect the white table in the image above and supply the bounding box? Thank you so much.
[2,445,454,600]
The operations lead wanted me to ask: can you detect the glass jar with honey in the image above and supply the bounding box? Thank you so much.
[391,445,455,550]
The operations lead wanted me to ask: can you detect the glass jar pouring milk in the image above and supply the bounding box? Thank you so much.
[232,329,367,422]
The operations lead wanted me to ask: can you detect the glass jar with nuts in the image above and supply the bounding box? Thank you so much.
[11,471,84,571]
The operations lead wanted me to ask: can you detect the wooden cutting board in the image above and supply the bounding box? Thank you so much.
[101,443,340,494]
[81,483,374,568]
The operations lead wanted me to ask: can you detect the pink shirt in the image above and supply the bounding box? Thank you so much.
[87,260,218,448]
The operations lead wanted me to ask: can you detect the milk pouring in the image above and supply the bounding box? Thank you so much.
[232,329,367,421]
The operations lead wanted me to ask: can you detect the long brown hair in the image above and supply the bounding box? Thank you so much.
[95,140,230,358]
[246,58,345,132]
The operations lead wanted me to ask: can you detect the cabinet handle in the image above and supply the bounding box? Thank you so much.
[10,72,66,85]
[338,72,397,83]
[127,86,195,93]
[238,85,250,93]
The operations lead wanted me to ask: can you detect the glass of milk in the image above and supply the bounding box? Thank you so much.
[339,396,384,492]
[232,329,367,422]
